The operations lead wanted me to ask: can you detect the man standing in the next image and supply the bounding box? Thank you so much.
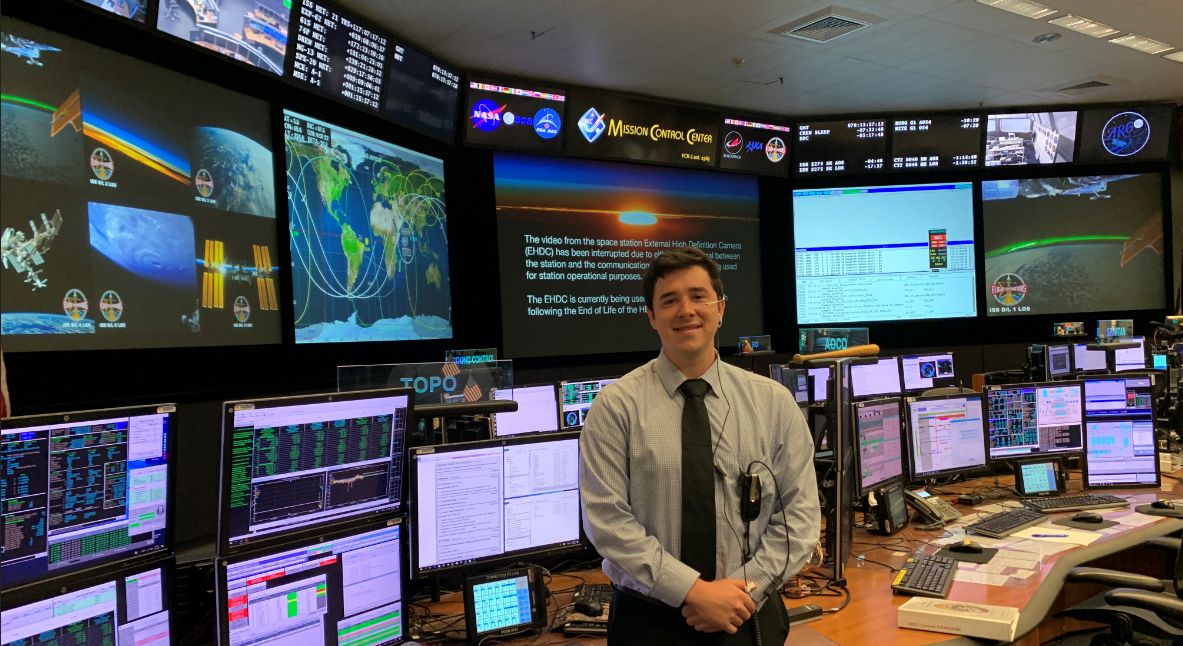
[580,247,820,645]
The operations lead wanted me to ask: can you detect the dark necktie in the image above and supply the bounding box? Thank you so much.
[679,378,716,581]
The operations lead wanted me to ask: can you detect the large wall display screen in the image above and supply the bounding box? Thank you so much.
[1,20,281,352]
[384,40,461,143]
[284,111,453,343]
[795,119,886,175]
[794,183,977,325]
[564,89,719,169]
[156,0,289,75]
[494,153,763,358]
[986,112,1076,166]
[982,174,1164,317]
[718,117,791,177]
[464,77,565,154]
[288,0,388,111]
[1077,106,1174,163]
[890,115,981,170]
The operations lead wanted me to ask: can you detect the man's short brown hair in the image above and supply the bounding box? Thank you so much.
[640,246,724,311]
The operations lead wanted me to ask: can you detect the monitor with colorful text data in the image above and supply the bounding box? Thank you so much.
[855,398,904,494]
[906,393,989,479]
[1084,375,1157,489]
[559,379,617,430]
[985,382,1084,460]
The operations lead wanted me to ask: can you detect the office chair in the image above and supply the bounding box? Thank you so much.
[1056,538,1183,645]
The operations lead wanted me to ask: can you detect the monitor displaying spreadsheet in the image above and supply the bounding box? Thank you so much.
[855,398,904,493]
[906,394,989,479]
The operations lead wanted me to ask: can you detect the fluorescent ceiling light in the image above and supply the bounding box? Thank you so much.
[975,0,1056,19]
[1164,51,1183,63]
[1108,34,1174,54]
[1048,15,1119,38]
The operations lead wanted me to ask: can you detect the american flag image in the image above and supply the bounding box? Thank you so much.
[441,361,461,378]
[463,375,482,402]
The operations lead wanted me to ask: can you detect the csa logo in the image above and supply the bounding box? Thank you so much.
[723,131,743,155]
[534,108,561,139]
[470,99,504,132]
[990,273,1027,306]
[578,108,606,143]
[1101,111,1150,157]
[765,136,787,163]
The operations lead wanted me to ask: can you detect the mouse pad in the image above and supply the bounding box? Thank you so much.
[1051,518,1119,531]
[935,547,997,564]
[1134,504,1183,519]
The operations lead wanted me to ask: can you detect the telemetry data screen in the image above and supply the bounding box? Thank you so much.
[793,183,977,325]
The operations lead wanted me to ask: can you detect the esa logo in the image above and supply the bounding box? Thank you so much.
[1101,111,1150,157]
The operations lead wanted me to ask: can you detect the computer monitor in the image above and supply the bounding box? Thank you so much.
[770,365,810,404]
[1083,375,1158,489]
[854,398,904,494]
[1152,354,1167,370]
[491,386,560,437]
[850,357,902,399]
[217,389,413,555]
[2,562,173,646]
[905,393,989,479]
[558,379,617,430]
[1046,344,1074,379]
[1013,458,1066,497]
[217,519,405,646]
[985,382,1084,460]
[900,353,956,393]
[1073,343,1108,374]
[809,367,830,404]
[1,405,174,590]
[410,433,582,578]
[1115,337,1147,372]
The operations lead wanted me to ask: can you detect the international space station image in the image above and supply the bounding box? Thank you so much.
[1,32,61,65]
[2,210,64,290]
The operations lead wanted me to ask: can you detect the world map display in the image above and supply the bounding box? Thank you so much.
[284,111,452,343]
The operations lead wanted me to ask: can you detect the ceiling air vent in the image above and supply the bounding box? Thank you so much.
[770,6,886,43]
[1040,74,1128,97]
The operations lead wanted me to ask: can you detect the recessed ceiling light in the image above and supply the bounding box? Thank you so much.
[1033,33,1061,44]
[1048,15,1119,38]
[1164,51,1183,63]
[975,0,1056,20]
[1109,34,1174,55]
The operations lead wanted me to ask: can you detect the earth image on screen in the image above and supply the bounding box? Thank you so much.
[286,123,451,343]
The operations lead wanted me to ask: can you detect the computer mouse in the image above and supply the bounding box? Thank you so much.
[949,540,984,554]
[574,599,603,618]
[1151,499,1176,510]
[1072,511,1104,524]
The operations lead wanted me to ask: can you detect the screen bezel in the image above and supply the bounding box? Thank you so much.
[852,397,905,495]
[409,432,586,579]
[905,392,991,480]
[1,545,174,613]
[1,404,176,592]
[898,351,957,394]
[214,516,406,646]
[462,75,568,154]
[462,566,548,642]
[216,388,414,558]
[1081,373,1161,491]
[1012,457,1066,497]
[492,383,561,438]
[984,381,1086,462]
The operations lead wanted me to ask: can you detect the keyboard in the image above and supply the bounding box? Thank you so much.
[1022,494,1129,514]
[966,508,1046,538]
[891,553,956,598]
[562,583,613,635]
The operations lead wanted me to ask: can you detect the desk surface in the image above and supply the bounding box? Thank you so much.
[413,474,1183,646]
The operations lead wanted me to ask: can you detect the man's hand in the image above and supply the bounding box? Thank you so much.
[682,579,756,634]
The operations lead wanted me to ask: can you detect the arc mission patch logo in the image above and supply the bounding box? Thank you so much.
[1101,111,1150,157]
[578,108,606,142]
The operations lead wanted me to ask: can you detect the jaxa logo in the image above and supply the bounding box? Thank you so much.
[579,108,606,143]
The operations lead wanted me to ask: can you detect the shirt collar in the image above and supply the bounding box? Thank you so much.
[655,350,724,399]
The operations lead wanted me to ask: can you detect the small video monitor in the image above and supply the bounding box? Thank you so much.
[2,563,173,646]
[463,566,547,643]
[854,398,904,494]
[217,520,405,646]
[1073,343,1108,374]
[985,382,1084,460]
[410,433,582,578]
[218,389,413,555]
[900,352,956,393]
[491,385,560,437]
[769,365,809,404]
[1153,354,1169,370]
[1046,344,1073,379]
[1,405,174,590]
[1083,375,1157,489]
[1115,337,1146,373]
[809,367,830,404]
[559,379,617,430]
[905,393,989,479]
[850,357,902,399]
[1014,458,1065,497]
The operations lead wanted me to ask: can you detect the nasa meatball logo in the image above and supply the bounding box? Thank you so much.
[991,273,1027,306]
[470,99,504,132]
[1101,111,1150,157]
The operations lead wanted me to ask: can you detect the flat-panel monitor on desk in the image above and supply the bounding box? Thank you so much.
[984,382,1084,460]
[809,367,830,404]
[491,385,560,437]
[216,520,406,646]
[900,352,956,393]
[770,365,810,405]
[1083,375,1158,489]
[1,405,174,591]
[1115,337,1147,372]
[854,398,905,494]
[217,389,413,556]
[1047,344,1074,379]
[849,357,902,400]
[1074,343,1109,374]
[905,393,989,479]
[558,379,617,430]
[410,433,583,578]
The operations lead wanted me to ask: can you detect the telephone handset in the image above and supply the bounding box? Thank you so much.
[903,488,962,525]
